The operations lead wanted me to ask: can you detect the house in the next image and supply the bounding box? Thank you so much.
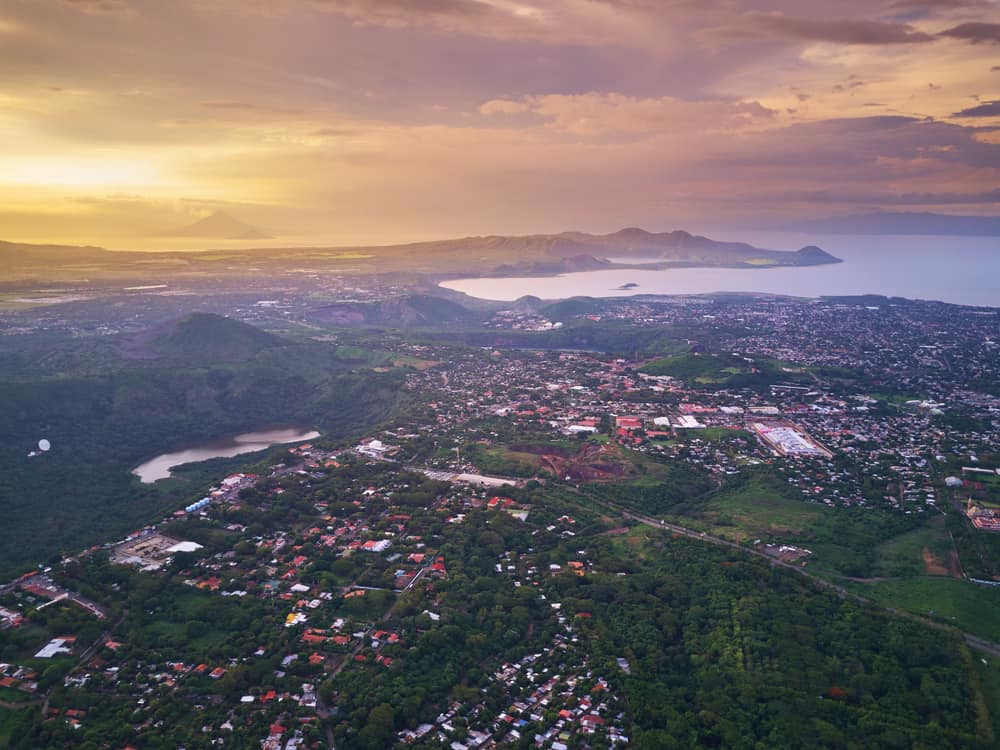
[615,416,643,430]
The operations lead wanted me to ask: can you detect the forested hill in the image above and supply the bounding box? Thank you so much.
[0,317,408,576]
[147,313,283,361]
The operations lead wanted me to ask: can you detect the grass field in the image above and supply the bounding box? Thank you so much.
[674,427,754,444]
[391,355,441,370]
[667,472,826,542]
[606,525,658,563]
[474,439,658,482]
[869,392,924,405]
[471,446,543,478]
[639,353,748,382]
[875,516,956,577]
[855,577,1000,642]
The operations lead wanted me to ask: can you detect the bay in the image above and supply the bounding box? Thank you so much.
[440,233,1000,308]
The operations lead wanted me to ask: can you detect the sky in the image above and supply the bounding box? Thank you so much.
[1,0,998,246]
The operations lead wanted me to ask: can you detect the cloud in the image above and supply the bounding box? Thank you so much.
[735,12,935,45]
[205,0,707,48]
[890,0,989,8]
[59,0,132,14]
[717,116,1000,170]
[3,0,1000,239]
[480,92,777,136]
[952,100,1000,117]
[479,99,531,115]
[877,187,1000,204]
[763,186,1000,206]
[312,127,364,136]
[305,0,548,38]
[200,100,302,116]
[938,22,1000,43]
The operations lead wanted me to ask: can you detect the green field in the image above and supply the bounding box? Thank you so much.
[640,353,748,382]
[856,577,1000,642]
[661,468,826,542]
[677,488,825,542]
[673,427,754,444]
[875,516,956,577]
[473,446,542,477]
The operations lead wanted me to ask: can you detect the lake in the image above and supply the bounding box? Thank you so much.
[133,427,320,483]
[440,233,1000,308]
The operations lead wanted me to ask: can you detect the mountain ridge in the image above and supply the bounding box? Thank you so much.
[0,226,839,282]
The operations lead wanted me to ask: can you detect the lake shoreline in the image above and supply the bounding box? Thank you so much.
[132,426,320,484]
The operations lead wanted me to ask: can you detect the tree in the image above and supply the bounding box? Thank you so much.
[357,703,395,750]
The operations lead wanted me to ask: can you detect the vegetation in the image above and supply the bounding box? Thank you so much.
[855,578,1000,643]
[0,315,408,576]
[326,504,992,749]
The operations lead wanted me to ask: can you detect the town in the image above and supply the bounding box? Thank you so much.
[0,291,998,749]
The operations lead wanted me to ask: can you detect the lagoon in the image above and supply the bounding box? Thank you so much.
[133,427,320,483]
[441,233,1000,308]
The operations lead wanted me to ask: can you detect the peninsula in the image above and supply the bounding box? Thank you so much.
[0,228,839,284]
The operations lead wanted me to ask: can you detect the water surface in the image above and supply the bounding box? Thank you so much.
[133,427,320,483]
[441,234,1000,308]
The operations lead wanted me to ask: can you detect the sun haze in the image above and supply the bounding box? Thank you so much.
[0,0,998,246]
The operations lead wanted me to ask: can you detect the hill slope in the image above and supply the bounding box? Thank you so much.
[367,228,838,270]
[147,313,283,361]
[311,293,483,328]
[0,226,838,283]
[0,321,407,576]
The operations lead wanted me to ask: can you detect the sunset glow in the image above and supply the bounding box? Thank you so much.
[1,0,998,245]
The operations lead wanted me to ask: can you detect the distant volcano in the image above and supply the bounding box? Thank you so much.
[156,211,275,239]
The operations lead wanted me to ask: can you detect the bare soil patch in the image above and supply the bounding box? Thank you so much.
[922,546,950,576]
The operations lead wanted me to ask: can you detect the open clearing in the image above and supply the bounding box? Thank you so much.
[856,577,1000,643]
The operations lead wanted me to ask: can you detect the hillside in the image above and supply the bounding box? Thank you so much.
[354,228,839,272]
[311,294,483,328]
[0,323,408,576]
[0,227,838,284]
[147,313,283,361]
[0,240,117,267]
